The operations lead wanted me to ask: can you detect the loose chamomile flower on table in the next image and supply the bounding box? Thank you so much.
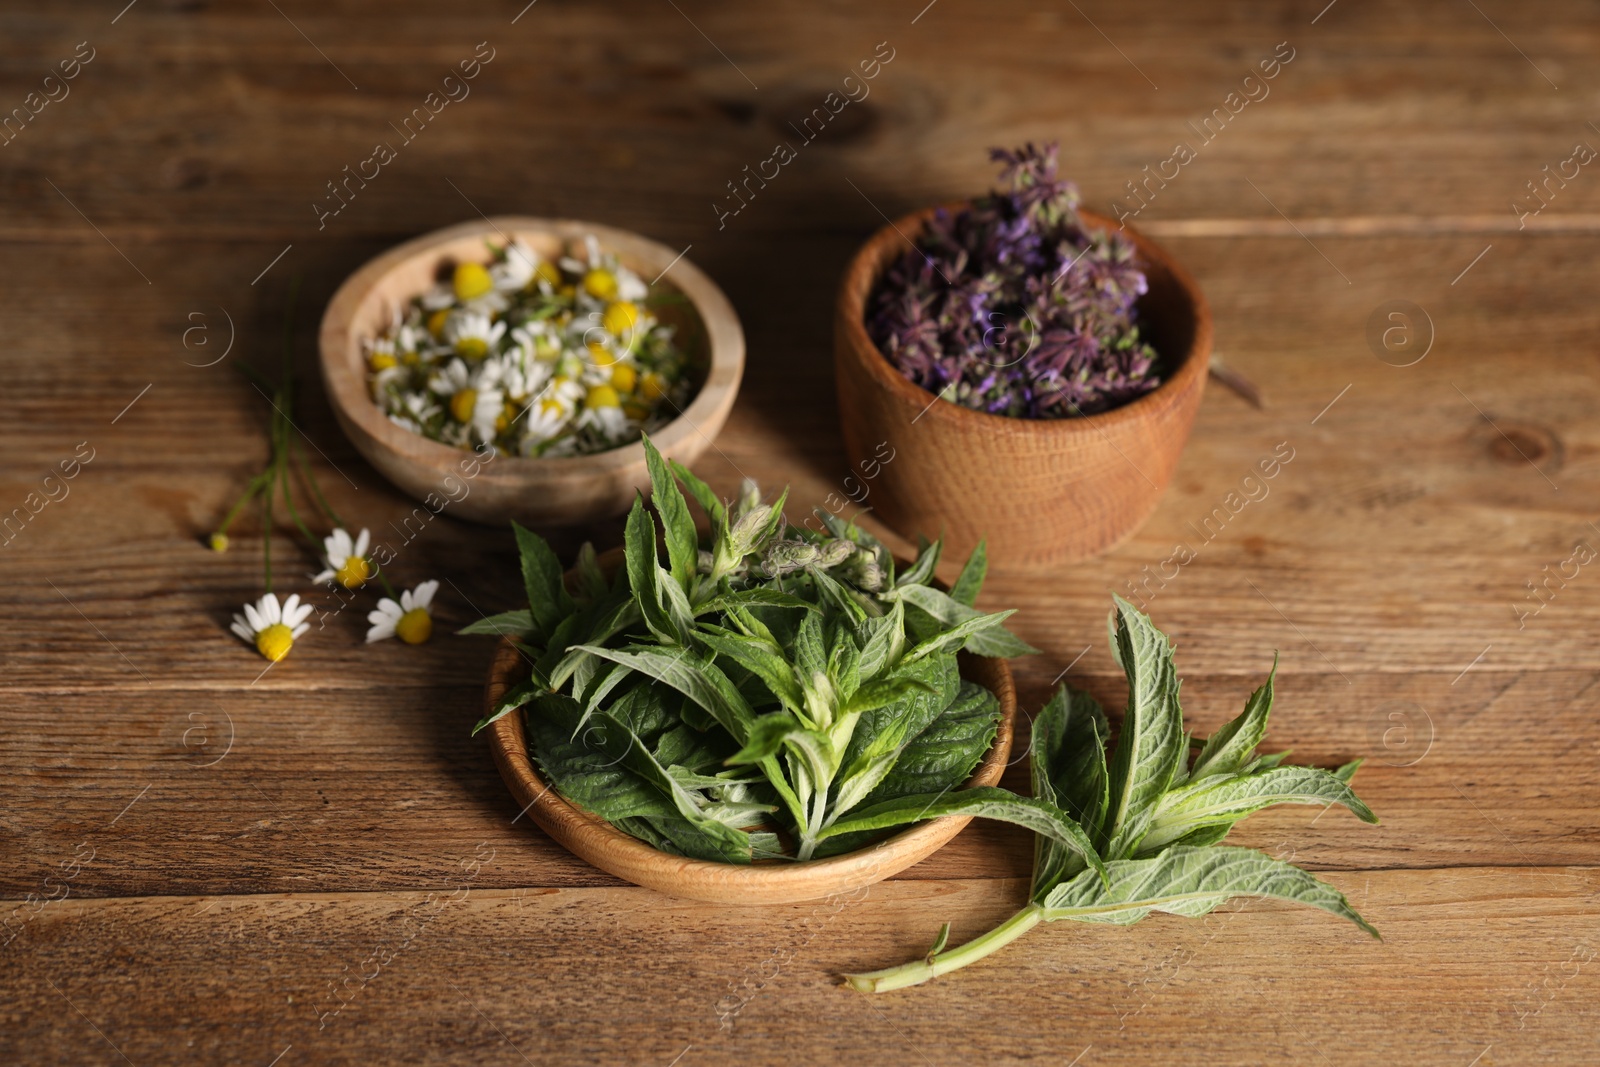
[366,580,439,645]
[231,592,314,662]
[313,527,373,589]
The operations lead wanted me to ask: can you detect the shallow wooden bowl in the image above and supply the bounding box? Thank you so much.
[319,216,744,527]
[484,640,1016,905]
[836,205,1212,566]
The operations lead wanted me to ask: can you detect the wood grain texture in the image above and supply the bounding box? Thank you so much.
[3,0,1599,1062]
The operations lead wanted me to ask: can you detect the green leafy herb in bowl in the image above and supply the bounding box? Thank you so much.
[468,438,1103,897]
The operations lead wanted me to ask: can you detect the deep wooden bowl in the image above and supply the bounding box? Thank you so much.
[319,216,744,527]
[835,205,1212,566]
[484,640,1016,905]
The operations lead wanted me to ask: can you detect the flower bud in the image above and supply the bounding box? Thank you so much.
[208,532,230,553]
[763,540,820,576]
[818,539,856,568]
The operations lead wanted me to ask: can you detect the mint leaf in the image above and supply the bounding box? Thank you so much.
[1189,656,1276,781]
[512,522,572,640]
[1100,595,1186,858]
[642,435,698,595]
[1041,845,1378,938]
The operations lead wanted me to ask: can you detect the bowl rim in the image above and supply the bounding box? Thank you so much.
[483,627,1017,903]
[836,202,1213,438]
[318,215,744,475]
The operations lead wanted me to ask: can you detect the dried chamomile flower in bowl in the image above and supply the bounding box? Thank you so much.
[319,217,743,526]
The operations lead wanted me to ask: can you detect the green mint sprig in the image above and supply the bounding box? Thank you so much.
[844,596,1379,992]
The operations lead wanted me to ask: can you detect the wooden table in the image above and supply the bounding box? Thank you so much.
[4,2,1596,1063]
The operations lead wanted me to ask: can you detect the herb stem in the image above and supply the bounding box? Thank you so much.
[216,472,270,535]
[842,904,1044,993]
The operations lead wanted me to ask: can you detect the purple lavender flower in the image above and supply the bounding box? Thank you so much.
[865,143,1162,420]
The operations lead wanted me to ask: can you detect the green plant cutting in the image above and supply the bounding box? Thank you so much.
[843,597,1380,992]
[467,436,1104,868]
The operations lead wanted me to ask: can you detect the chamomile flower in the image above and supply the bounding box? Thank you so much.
[366,580,439,645]
[521,392,573,448]
[576,384,630,440]
[313,527,373,589]
[365,234,691,457]
[230,592,314,662]
[491,240,538,292]
[442,309,506,363]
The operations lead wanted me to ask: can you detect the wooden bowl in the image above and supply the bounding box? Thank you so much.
[318,217,744,526]
[484,640,1016,905]
[835,205,1212,566]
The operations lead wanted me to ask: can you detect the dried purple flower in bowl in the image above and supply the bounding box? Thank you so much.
[866,143,1163,420]
[835,144,1212,565]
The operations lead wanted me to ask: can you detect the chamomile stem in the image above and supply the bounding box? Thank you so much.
[263,451,275,594]
[841,905,1044,993]
[277,452,315,543]
[373,565,398,599]
[216,472,270,536]
[293,439,346,529]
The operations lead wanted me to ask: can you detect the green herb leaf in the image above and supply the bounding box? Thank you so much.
[574,542,608,602]
[820,787,1106,881]
[695,626,806,716]
[470,676,545,736]
[576,643,758,745]
[899,539,942,587]
[1041,845,1378,938]
[1189,656,1276,781]
[624,494,681,645]
[642,435,698,595]
[949,540,987,607]
[457,609,536,637]
[865,680,1000,802]
[890,584,1039,659]
[512,522,573,640]
[1100,595,1187,858]
[1138,765,1378,855]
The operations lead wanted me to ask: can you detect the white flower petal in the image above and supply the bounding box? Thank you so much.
[353,528,370,557]
[242,602,264,632]
[412,580,439,609]
[290,622,310,639]
[260,593,282,625]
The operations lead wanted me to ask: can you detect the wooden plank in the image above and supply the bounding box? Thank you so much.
[1,665,1594,899]
[3,869,1595,1065]
[0,0,1597,244]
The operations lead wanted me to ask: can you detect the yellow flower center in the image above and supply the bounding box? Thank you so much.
[610,363,637,393]
[208,533,229,553]
[586,384,620,410]
[602,301,638,336]
[538,397,564,418]
[586,341,617,367]
[455,336,489,362]
[427,308,452,338]
[450,388,478,423]
[534,261,562,288]
[640,373,666,401]
[622,400,650,420]
[395,607,433,645]
[453,262,494,302]
[582,268,618,300]
[558,284,577,301]
[368,351,397,371]
[534,337,561,362]
[335,556,371,589]
[255,623,294,662]
[401,350,421,367]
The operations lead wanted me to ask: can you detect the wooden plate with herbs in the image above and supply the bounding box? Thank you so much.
[470,437,1034,904]
[484,640,1015,905]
